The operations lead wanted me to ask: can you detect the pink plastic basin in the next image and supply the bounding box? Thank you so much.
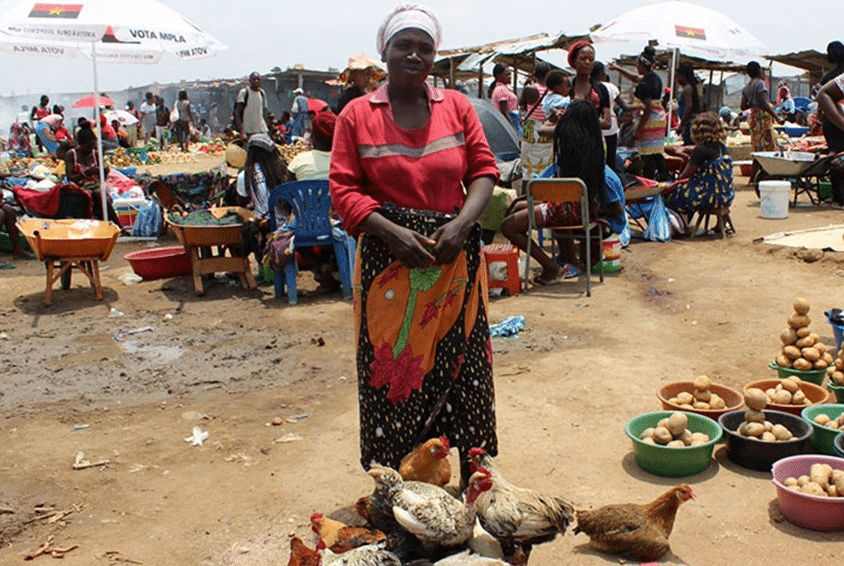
[771,455,844,531]
[124,246,192,279]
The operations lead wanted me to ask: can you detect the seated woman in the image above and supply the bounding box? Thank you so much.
[36,112,65,156]
[501,99,606,284]
[0,203,32,259]
[99,114,119,151]
[64,119,122,227]
[235,132,291,219]
[665,112,733,226]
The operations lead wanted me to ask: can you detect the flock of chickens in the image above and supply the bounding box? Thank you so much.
[287,437,696,565]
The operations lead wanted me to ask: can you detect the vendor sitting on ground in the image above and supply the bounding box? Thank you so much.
[501,99,606,284]
[665,112,733,228]
[64,119,122,227]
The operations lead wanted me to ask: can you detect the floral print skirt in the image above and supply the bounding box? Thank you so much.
[355,205,497,479]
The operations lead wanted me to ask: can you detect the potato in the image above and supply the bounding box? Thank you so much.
[666,440,686,448]
[641,436,656,445]
[692,401,709,409]
[779,378,799,393]
[666,412,688,436]
[678,429,694,446]
[802,482,827,497]
[782,345,802,360]
[764,420,774,432]
[771,423,793,440]
[772,390,793,405]
[744,388,768,411]
[814,342,826,354]
[792,390,807,405]
[815,414,831,426]
[793,358,813,371]
[796,326,812,338]
[795,335,816,348]
[834,372,844,385]
[761,431,777,442]
[693,375,711,390]
[780,328,798,345]
[788,313,811,328]
[640,427,656,440]
[815,359,828,370]
[676,391,694,405]
[797,474,811,486]
[823,352,834,364]
[745,409,766,422]
[657,418,669,429]
[784,476,798,486]
[709,395,726,410]
[793,298,811,315]
[776,354,793,368]
[653,426,673,444]
[690,439,708,446]
[836,358,844,370]
[810,463,831,488]
[828,485,838,497]
[679,404,695,410]
[802,347,821,362]
[693,388,711,402]
[743,422,766,437]
[691,432,710,443]
[835,474,844,496]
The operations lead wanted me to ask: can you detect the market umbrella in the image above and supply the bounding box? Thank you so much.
[591,1,766,135]
[104,109,139,126]
[73,94,116,109]
[0,0,226,221]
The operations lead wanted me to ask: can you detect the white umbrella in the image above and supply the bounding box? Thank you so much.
[104,109,139,126]
[0,0,226,221]
[591,1,766,136]
[591,0,766,61]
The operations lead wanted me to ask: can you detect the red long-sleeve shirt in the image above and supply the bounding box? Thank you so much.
[330,83,499,236]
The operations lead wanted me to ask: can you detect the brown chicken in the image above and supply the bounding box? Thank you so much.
[287,536,320,566]
[468,447,574,565]
[310,512,386,553]
[573,485,695,561]
[399,436,452,487]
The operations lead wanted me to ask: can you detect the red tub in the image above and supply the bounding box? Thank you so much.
[124,246,192,279]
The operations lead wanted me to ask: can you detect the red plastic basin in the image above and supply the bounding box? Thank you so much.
[124,246,192,279]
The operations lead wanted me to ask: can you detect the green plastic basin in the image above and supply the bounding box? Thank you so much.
[625,411,723,477]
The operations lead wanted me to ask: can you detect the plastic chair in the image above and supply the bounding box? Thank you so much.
[523,178,604,297]
[267,180,353,305]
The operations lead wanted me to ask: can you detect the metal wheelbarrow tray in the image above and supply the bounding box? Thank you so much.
[751,151,833,206]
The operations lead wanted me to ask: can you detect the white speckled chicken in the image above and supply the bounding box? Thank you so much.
[319,543,402,565]
[367,464,493,549]
[468,447,574,565]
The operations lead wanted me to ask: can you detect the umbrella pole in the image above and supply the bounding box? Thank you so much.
[667,48,677,139]
[91,41,108,223]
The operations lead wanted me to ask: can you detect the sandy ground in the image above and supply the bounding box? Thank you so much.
[2,156,844,565]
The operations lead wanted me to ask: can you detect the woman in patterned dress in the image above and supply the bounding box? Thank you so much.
[330,3,500,484]
[741,61,784,184]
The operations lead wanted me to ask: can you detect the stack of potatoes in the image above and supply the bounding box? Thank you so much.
[777,298,834,371]
[813,411,844,430]
[667,375,726,410]
[739,388,795,441]
[639,412,711,447]
[783,463,844,497]
[829,347,844,386]
[760,376,811,407]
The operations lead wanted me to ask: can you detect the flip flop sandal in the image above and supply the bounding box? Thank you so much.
[532,274,565,286]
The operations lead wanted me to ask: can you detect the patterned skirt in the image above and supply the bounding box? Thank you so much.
[636,102,667,156]
[750,108,776,152]
[355,205,497,478]
[666,155,734,214]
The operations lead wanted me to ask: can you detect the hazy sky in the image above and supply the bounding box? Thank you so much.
[0,0,838,97]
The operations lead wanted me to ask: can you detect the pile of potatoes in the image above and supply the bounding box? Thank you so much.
[829,347,844,386]
[737,388,795,441]
[776,298,834,371]
[666,375,726,410]
[783,463,844,497]
[278,141,310,164]
[639,412,711,447]
[754,376,811,407]
[813,412,844,430]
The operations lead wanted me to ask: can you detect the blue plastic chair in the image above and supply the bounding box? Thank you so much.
[793,96,811,113]
[267,180,353,305]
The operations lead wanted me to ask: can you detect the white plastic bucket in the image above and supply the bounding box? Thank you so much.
[759,181,790,219]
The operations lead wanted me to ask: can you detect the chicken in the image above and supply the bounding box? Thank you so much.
[319,543,402,565]
[399,436,452,487]
[468,447,574,565]
[573,485,695,561]
[310,513,386,553]
[367,464,493,549]
[287,536,320,566]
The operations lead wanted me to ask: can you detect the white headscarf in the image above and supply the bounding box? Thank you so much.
[376,3,442,57]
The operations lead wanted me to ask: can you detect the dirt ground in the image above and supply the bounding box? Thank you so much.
[2,156,844,565]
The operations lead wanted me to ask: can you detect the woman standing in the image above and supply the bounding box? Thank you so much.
[675,63,701,146]
[330,3,499,484]
[612,46,667,180]
[741,62,783,183]
[817,75,844,207]
[592,61,629,171]
[489,63,520,135]
[568,42,611,131]
[174,90,193,152]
